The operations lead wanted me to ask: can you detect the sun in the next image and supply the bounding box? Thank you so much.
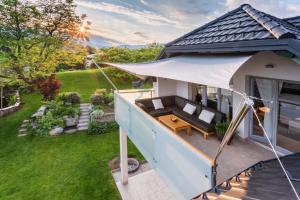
[79,26,85,33]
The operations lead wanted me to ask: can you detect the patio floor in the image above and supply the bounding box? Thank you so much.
[112,164,178,200]
[176,130,275,184]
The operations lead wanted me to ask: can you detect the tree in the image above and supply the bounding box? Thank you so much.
[0,0,89,85]
[37,74,61,100]
[55,41,88,71]
[94,43,163,64]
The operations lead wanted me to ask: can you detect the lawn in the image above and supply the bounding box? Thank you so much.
[57,69,133,102]
[0,70,143,200]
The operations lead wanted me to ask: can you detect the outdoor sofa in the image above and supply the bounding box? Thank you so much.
[135,95,225,139]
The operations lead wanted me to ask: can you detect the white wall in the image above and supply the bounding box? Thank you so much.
[232,51,300,138]
[156,78,177,97]
[156,78,192,99]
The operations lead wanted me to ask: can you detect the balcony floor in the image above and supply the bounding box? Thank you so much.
[176,130,275,184]
[118,90,276,184]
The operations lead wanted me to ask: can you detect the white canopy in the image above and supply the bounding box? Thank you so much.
[105,55,252,89]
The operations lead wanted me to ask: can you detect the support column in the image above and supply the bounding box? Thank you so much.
[119,127,128,185]
[201,85,207,106]
[217,88,222,111]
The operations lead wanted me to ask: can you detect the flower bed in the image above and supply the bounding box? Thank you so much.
[30,92,81,136]
[0,91,21,117]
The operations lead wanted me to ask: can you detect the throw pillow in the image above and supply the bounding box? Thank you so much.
[152,99,164,110]
[183,103,196,115]
[199,109,215,124]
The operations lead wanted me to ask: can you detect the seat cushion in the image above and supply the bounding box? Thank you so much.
[148,108,173,117]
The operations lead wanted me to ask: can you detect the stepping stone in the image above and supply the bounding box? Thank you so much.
[77,126,88,131]
[65,129,77,134]
[80,103,90,106]
[21,124,28,128]
[78,122,88,127]
[19,128,27,133]
[80,104,90,107]
[79,118,89,123]
[23,119,30,123]
[18,133,28,137]
[80,115,89,119]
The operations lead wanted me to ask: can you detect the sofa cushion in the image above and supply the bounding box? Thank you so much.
[149,108,173,117]
[175,96,186,109]
[152,99,164,110]
[183,103,196,115]
[195,104,202,115]
[199,109,215,124]
[173,108,214,132]
[161,96,175,107]
[204,107,225,124]
[136,102,148,112]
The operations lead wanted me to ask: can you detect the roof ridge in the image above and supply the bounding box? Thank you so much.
[242,4,296,39]
[165,5,245,47]
[284,16,300,20]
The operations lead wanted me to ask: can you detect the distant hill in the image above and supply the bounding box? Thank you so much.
[82,34,155,49]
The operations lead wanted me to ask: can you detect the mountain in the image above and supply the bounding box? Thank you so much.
[83,34,147,49]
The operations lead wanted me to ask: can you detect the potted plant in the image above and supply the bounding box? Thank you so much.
[215,121,229,141]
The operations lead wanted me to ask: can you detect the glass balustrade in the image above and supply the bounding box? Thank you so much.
[115,91,213,199]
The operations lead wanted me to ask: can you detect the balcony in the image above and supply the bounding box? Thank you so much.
[115,89,275,199]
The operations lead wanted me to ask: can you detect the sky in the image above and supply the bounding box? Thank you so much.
[75,0,300,47]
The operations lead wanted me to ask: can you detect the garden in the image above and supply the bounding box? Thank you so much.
[0,0,161,199]
[0,69,145,200]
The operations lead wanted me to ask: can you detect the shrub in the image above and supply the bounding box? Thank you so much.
[103,92,114,105]
[90,89,114,106]
[215,121,229,136]
[34,112,64,135]
[57,92,80,104]
[46,100,80,118]
[37,74,61,100]
[94,88,106,95]
[88,121,118,134]
[90,94,102,106]
[90,109,105,121]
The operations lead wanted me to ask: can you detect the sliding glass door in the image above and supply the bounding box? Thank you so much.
[249,77,276,143]
[276,81,300,152]
[249,77,300,153]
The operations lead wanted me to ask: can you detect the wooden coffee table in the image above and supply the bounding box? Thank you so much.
[158,114,191,135]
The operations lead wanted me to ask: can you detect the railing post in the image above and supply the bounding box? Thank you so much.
[119,127,128,185]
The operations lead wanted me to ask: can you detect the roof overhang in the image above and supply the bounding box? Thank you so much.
[158,39,300,59]
[105,55,252,90]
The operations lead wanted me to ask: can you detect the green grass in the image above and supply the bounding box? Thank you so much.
[0,71,143,200]
[57,69,132,102]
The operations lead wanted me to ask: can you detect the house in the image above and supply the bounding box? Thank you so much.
[108,4,300,200]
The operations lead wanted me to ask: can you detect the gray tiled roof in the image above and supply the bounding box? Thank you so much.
[284,16,300,29]
[167,4,300,47]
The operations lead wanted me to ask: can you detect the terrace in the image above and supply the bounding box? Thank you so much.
[115,89,275,199]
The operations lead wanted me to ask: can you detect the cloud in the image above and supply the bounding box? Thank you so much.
[224,0,300,18]
[134,32,148,39]
[75,0,181,27]
[139,0,148,5]
[76,0,300,46]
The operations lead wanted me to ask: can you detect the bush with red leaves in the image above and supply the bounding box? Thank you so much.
[37,74,62,100]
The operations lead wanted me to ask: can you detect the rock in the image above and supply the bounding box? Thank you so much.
[65,116,79,127]
[49,127,64,136]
